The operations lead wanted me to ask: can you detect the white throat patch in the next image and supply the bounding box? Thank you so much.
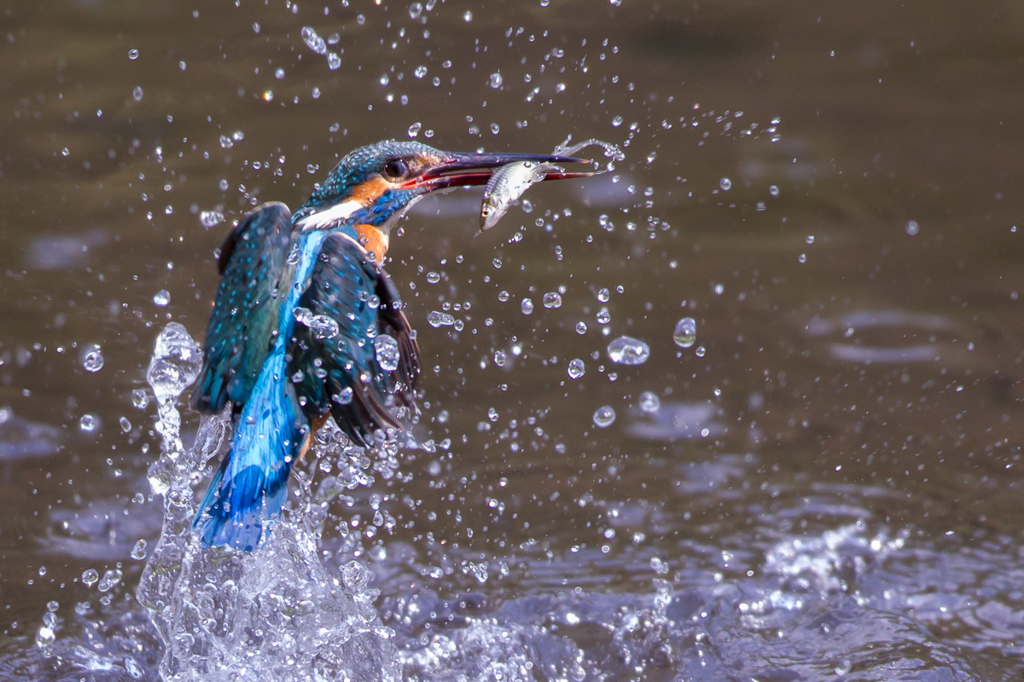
[297,200,363,231]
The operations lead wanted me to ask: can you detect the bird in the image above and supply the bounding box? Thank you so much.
[189,139,589,551]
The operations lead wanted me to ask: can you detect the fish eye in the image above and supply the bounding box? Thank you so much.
[382,158,408,179]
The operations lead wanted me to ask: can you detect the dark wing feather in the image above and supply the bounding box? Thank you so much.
[191,202,294,414]
[375,269,421,396]
[288,233,419,446]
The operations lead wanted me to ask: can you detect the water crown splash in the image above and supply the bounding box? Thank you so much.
[136,323,401,681]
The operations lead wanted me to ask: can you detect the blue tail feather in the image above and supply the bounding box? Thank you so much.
[193,353,305,551]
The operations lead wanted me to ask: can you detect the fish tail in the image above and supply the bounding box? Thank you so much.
[193,357,305,551]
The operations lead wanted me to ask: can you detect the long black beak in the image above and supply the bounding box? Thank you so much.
[403,151,594,191]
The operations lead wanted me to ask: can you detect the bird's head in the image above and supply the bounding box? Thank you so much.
[294,140,585,261]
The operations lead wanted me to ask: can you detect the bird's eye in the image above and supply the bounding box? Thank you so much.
[382,159,408,179]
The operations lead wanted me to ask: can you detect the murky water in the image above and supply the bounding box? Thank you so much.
[3,1,1024,679]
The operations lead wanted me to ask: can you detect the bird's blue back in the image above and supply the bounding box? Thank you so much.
[191,202,295,414]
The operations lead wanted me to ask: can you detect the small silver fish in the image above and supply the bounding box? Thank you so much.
[479,160,559,231]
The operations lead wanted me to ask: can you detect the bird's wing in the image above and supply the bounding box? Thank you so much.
[288,232,419,447]
[191,202,295,414]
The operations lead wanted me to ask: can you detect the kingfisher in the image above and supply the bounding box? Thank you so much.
[189,140,589,551]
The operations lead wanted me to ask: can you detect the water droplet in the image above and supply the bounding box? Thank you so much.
[146,323,203,405]
[593,405,616,427]
[408,2,423,19]
[130,539,148,560]
[488,407,499,422]
[492,258,502,269]
[79,414,98,432]
[497,290,510,302]
[646,151,657,164]
[494,350,507,367]
[200,210,224,228]
[612,116,624,127]
[132,389,149,409]
[427,311,455,327]
[294,306,339,340]
[97,568,122,593]
[81,345,104,372]
[327,52,342,70]
[81,568,99,586]
[274,68,285,79]
[607,336,650,365]
[334,387,354,405]
[425,271,440,283]
[596,307,611,324]
[375,334,400,371]
[597,287,610,302]
[301,26,327,55]
[542,292,562,309]
[119,417,132,433]
[521,298,534,315]
[127,49,139,60]
[489,71,502,88]
[490,122,500,135]
[905,220,919,236]
[695,346,706,358]
[463,10,473,21]
[719,177,732,191]
[674,317,696,348]
[153,289,171,307]
[769,185,779,197]
[39,565,47,576]
[414,65,428,79]
[35,626,55,648]
[567,358,586,379]
[132,86,143,102]
[639,391,660,413]
[576,322,588,334]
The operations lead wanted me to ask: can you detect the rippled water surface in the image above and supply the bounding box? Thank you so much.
[3,1,1024,680]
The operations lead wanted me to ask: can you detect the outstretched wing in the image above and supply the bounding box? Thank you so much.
[191,202,295,414]
[288,233,419,446]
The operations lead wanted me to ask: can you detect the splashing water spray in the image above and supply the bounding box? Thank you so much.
[136,323,401,681]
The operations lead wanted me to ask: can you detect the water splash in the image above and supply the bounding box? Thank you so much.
[136,323,401,681]
[295,306,340,340]
[553,135,625,172]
